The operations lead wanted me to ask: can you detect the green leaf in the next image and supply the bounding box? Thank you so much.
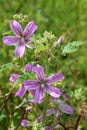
[0,63,14,73]
[2,31,12,35]
[70,41,84,47]
[13,77,23,87]
[61,41,84,56]
[0,114,6,121]
[30,34,42,43]
[74,88,83,99]
[63,88,73,97]
[35,44,46,53]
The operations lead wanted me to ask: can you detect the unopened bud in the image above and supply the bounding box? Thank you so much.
[57,36,64,44]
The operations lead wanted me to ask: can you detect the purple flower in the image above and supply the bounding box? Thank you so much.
[21,119,28,127]
[3,20,37,57]
[23,64,64,103]
[9,74,20,82]
[57,36,64,44]
[24,63,34,72]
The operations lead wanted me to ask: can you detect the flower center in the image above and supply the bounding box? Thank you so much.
[18,35,26,43]
[21,37,24,42]
[41,83,45,88]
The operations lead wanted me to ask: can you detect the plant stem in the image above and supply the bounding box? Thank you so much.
[75,115,82,130]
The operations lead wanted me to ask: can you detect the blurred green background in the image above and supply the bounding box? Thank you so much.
[0,0,87,129]
[0,0,87,62]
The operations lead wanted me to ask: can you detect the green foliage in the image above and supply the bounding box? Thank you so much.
[63,88,73,97]
[0,63,14,73]
[35,44,46,53]
[61,41,84,56]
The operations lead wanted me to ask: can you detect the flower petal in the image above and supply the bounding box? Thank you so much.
[34,87,44,103]
[3,36,18,45]
[26,44,34,49]
[29,89,36,97]
[15,85,26,99]
[59,104,73,115]
[23,80,39,90]
[34,65,45,81]
[9,74,20,82]
[24,21,37,37]
[46,73,64,85]
[15,42,25,57]
[24,64,34,72]
[25,39,34,49]
[10,20,23,36]
[45,85,62,98]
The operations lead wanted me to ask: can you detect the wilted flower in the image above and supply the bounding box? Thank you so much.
[38,115,43,123]
[21,119,28,127]
[23,64,64,103]
[63,93,69,101]
[52,98,73,115]
[83,114,87,118]
[46,108,60,117]
[3,20,37,57]
[44,121,57,130]
[25,107,31,113]
[44,126,51,130]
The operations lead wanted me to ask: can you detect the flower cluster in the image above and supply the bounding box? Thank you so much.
[3,20,76,130]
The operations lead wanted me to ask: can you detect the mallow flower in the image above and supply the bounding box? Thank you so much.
[23,64,64,103]
[3,20,37,57]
